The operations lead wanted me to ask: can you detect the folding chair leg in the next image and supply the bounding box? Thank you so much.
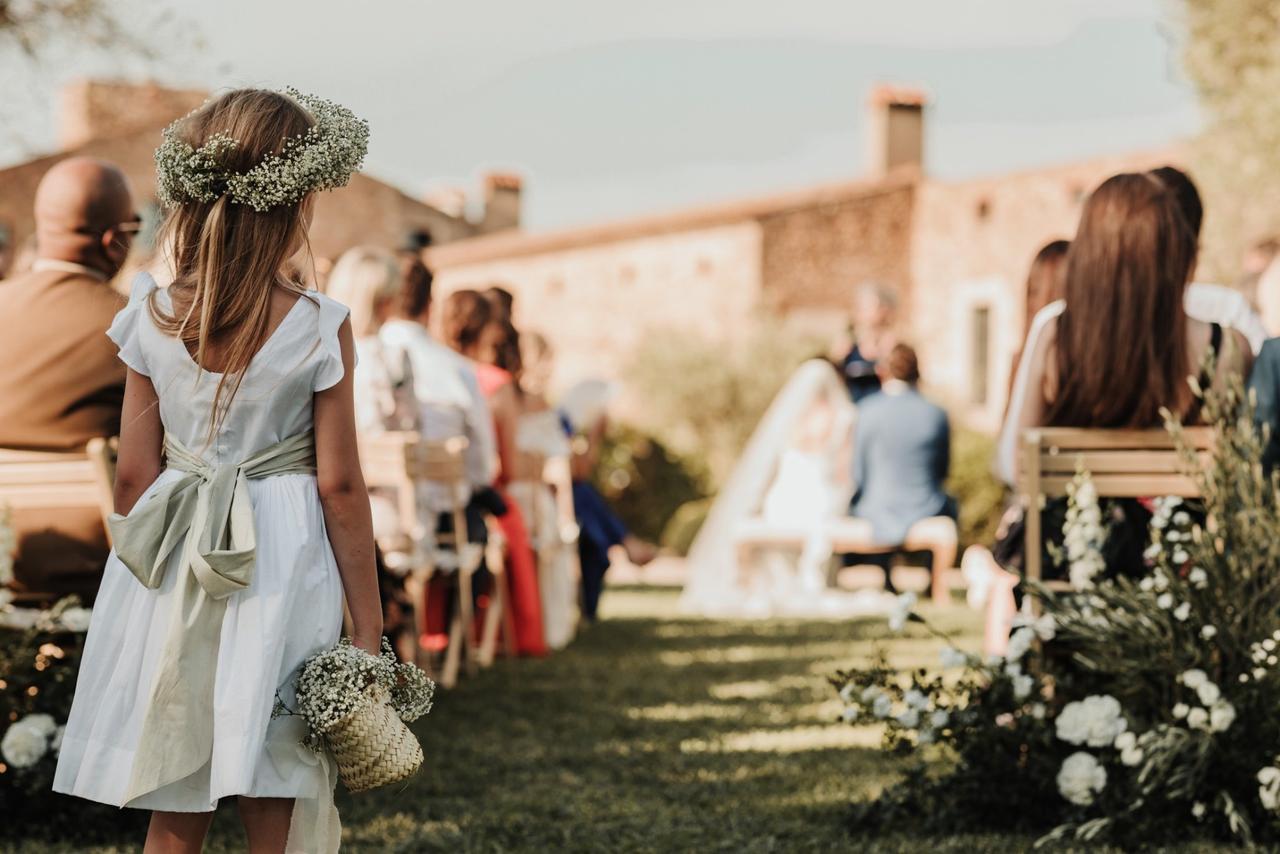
[441,610,463,689]
[457,569,477,678]
[501,570,518,658]
[402,571,434,679]
[478,572,504,667]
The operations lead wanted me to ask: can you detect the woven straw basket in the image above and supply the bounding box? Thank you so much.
[325,682,423,792]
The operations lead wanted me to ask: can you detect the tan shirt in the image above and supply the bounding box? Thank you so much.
[0,267,126,450]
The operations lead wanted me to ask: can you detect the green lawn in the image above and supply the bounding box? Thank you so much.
[10,586,1218,853]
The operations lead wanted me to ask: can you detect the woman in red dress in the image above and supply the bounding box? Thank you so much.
[440,290,547,657]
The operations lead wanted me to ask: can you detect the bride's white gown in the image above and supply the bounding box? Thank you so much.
[680,360,896,618]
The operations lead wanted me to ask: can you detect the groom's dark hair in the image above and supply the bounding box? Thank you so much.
[884,343,920,384]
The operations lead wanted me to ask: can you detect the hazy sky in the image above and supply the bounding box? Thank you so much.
[2,0,1196,230]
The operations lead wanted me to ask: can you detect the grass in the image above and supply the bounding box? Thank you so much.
[5,586,1233,852]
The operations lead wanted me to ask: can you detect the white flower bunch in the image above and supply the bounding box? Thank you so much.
[0,713,60,769]
[1175,670,1236,733]
[1056,694,1127,747]
[1261,764,1280,811]
[1063,471,1106,588]
[887,592,917,632]
[1058,751,1107,806]
[291,637,434,750]
[155,88,370,213]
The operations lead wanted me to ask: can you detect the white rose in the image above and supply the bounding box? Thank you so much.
[1031,703,1046,719]
[1012,674,1035,701]
[1260,767,1280,811]
[1120,745,1144,767]
[1196,681,1221,706]
[1188,567,1208,588]
[1210,701,1236,733]
[1172,549,1190,564]
[1192,801,1206,819]
[1114,731,1136,751]
[1181,669,1208,689]
[1057,752,1107,806]
[1201,625,1218,640]
[20,713,57,737]
[59,607,92,633]
[1173,602,1191,621]
[1,721,49,769]
[1056,695,1127,747]
[1173,702,1190,719]
[1157,593,1174,609]
[1255,668,1268,681]
[1187,707,1209,729]
[1139,576,1155,592]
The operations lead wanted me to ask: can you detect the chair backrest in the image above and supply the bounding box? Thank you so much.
[1019,427,1212,583]
[359,431,472,563]
[0,437,119,540]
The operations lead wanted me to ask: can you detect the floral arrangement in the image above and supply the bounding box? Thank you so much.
[155,87,370,212]
[835,377,1280,848]
[278,637,434,751]
[0,597,136,839]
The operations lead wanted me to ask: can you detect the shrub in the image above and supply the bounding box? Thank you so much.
[660,497,714,556]
[592,424,708,545]
[947,429,1007,553]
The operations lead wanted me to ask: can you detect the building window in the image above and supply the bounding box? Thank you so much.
[971,305,991,405]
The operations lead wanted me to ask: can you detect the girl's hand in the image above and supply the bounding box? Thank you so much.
[351,632,383,655]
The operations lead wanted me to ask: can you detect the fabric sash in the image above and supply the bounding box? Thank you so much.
[108,430,316,803]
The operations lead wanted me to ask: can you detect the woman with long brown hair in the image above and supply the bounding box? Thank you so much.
[1014,172,1251,448]
[53,89,379,853]
[441,289,548,656]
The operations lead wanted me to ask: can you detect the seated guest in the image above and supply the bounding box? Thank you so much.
[559,379,657,621]
[849,344,954,548]
[0,157,139,602]
[997,166,1264,482]
[1011,172,1250,581]
[325,245,421,656]
[1005,240,1070,417]
[441,290,548,656]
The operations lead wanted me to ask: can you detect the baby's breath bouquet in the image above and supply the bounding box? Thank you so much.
[285,638,434,752]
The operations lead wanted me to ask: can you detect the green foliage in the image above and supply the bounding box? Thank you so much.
[591,423,708,545]
[660,496,713,555]
[1181,0,1280,279]
[947,429,1007,552]
[622,318,827,488]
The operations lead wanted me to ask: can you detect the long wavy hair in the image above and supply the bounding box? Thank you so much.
[325,246,399,337]
[149,89,317,438]
[1045,173,1197,428]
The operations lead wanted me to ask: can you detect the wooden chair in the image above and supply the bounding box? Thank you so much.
[0,436,119,538]
[359,432,487,688]
[1019,427,1212,591]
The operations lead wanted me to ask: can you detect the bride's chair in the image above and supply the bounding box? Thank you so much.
[828,516,957,605]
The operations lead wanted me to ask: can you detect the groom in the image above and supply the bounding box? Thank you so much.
[0,157,139,602]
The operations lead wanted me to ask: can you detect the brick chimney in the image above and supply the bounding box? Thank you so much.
[480,171,522,233]
[59,79,207,150]
[866,84,927,178]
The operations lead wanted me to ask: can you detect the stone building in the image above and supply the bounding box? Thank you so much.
[0,79,520,278]
[428,86,1180,432]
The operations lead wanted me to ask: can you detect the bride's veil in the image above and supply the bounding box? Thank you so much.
[679,359,853,614]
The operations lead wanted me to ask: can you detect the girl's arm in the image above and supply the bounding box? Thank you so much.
[113,369,164,515]
[314,318,383,653]
[489,381,521,486]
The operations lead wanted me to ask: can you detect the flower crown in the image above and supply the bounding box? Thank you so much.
[154,88,370,213]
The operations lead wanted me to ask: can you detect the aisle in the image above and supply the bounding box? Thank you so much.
[320,586,994,853]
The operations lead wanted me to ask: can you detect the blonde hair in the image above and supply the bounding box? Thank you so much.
[326,246,399,337]
[149,89,317,439]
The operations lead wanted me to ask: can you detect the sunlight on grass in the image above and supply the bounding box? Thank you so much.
[659,639,862,667]
[680,724,884,754]
[708,675,814,700]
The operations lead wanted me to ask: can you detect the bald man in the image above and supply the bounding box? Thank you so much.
[0,157,139,602]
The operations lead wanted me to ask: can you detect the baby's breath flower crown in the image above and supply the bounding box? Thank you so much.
[154,88,369,213]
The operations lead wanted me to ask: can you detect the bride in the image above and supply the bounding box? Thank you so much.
[680,359,894,617]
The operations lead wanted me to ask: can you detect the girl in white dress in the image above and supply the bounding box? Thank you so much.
[52,88,380,854]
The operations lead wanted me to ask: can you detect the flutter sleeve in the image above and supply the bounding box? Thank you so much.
[312,292,356,392]
[106,272,159,376]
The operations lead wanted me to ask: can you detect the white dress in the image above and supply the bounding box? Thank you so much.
[53,273,346,825]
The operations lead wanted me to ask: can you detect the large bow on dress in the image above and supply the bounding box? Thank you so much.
[107,430,316,803]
